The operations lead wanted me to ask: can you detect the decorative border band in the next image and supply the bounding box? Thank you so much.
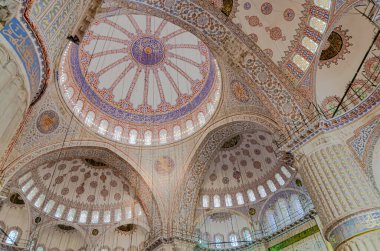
[328,210,380,248]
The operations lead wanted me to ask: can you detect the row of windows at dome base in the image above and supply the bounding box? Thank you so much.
[202,167,292,208]
[19,177,143,224]
[197,228,253,249]
[63,87,218,145]
[291,0,332,74]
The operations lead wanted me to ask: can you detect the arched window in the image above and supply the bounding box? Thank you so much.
[144,130,152,145]
[79,210,88,223]
[281,166,292,178]
[267,180,277,192]
[98,120,109,135]
[290,194,305,218]
[258,185,267,198]
[103,210,111,223]
[5,229,19,245]
[309,17,327,33]
[202,195,209,208]
[213,195,221,208]
[91,211,99,224]
[236,192,244,205]
[159,129,167,144]
[135,204,142,216]
[64,87,74,100]
[54,204,65,218]
[34,194,45,208]
[67,208,76,222]
[36,247,44,251]
[314,0,331,10]
[73,100,83,115]
[85,111,95,126]
[186,120,194,134]
[275,173,285,186]
[21,179,34,193]
[229,234,239,247]
[27,187,38,201]
[43,200,55,213]
[125,206,132,219]
[247,189,256,202]
[292,54,310,71]
[114,209,121,222]
[129,130,138,144]
[265,210,277,234]
[198,112,206,126]
[18,172,31,185]
[302,37,318,53]
[275,198,291,226]
[173,126,181,141]
[113,126,123,141]
[207,103,215,114]
[242,228,252,242]
[225,194,233,207]
[214,234,224,249]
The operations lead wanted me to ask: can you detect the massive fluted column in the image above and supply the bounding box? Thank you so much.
[297,132,380,250]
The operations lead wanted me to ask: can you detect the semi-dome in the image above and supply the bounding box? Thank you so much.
[59,13,222,146]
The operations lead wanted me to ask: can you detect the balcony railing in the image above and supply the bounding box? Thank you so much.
[144,203,316,250]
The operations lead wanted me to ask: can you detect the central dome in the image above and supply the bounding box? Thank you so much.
[59,14,221,145]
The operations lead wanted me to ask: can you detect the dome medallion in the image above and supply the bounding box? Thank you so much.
[131,37,165,66]
[59,14,221,145]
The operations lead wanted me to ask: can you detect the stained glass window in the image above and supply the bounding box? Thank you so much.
[281,166,292,178]
[104,210,111,223]
[258,185,267,198]
[302,37,319,53]
[79,210,88,223]
[144,131,152,145]
[43,200,55,213]
[225,194,233,207]
[85,111,95,126]
[267,180,277,192]
[236,192,244,205]
[160,129,167,144]
[67,208,76,222]
[247,189,256,202]
[34,194,45,208]
[98,120,109,135]
[5,229,19,244]
[129,130,138,144]
[310,17,327,33]
[229,234,239,247]
[314,0,331,10]
[113,126,123,141]
[275,173,285,186]
[54,204,65,218]
[202,195,209,208]
[173,126,181,141]
[27,187,38,201]
[292,54,310,71]
[213,195,221,208]
[91,211,99,224]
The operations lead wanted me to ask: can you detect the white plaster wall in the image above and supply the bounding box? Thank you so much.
[0,202,31,241]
